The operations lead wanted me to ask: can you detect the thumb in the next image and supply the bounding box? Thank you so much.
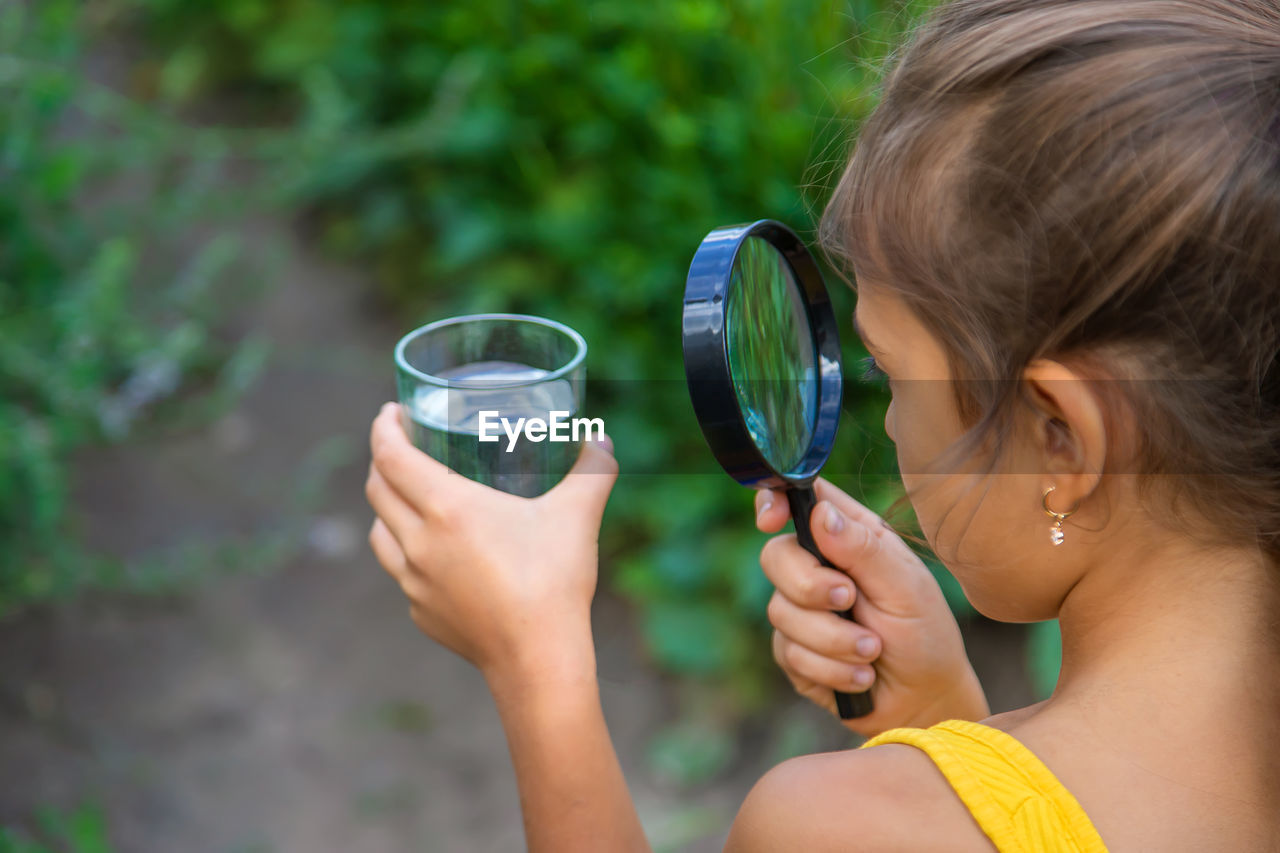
[810,499,922,614]
[545,436,619,524]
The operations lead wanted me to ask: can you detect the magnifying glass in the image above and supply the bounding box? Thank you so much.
[682,219,874,720]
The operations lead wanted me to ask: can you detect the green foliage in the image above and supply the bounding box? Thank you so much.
[0,1,258,614]
[0,803,111,853]
[646,719,737,788]
[1027,619,1063,699]
[124,0,944,705]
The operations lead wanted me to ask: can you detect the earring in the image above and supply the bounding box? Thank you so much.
[1042,485,1080,546]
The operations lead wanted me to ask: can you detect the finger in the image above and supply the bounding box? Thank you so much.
[370,519,434,604]
[810,498,925,612]
[754,488,791,533]
[592,432,614,455]
[759,534,858,611]
[543,437,619,526]
[813,478,892,532]
[365,462,424,545]
[369,402,453,510]
[368,518,410,582]
[773,630,876,695]
[766,590,882,663]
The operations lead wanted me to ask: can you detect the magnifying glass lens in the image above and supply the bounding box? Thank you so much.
[726,236,818,474]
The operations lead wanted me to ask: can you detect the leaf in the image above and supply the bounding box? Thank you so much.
[66,804,110,853]
[31,802,110,853]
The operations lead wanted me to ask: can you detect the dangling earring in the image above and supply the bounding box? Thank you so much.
[1042,485,1080,546]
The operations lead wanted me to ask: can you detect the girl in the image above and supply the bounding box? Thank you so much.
[365,0,1280,849]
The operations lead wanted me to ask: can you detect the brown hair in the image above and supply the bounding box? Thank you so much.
[822,0,1280,563]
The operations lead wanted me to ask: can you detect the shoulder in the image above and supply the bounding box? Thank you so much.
[724,741,995,853]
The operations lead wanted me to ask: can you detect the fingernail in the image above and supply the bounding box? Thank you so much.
[856,636,878,657]
[825,504,845,534]
[829,586,851,608]
[852,666,873,688]
[592,433,614,454]
[757,499,773,521]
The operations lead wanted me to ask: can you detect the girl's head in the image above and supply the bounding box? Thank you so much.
[823,0,1280,620]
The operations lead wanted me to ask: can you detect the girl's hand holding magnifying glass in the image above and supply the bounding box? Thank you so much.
[756,478,990,737]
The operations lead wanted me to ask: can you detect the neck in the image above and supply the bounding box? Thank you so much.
[1048,533,1280,805]
[1055,535,1277,696]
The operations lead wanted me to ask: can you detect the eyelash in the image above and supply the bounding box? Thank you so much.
[858,355,889,386]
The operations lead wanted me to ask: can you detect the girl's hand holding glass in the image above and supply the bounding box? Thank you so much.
[756,478,989,737]
[364,402,619,686]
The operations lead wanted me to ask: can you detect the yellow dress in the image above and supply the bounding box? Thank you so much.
[859,719,1110,852]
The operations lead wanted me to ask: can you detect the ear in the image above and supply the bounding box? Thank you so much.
[1020,359,1106,506]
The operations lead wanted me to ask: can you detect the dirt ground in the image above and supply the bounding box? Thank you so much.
[0,217,1035,852]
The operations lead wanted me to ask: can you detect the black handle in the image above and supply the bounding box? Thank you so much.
[786,487,874,720]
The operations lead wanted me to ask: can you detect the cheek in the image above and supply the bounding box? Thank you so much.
[880,380,1069,621]
[886,388,1030,585]
[887,384,956,486]
[899,467,1070,621]
[886,390,956,546]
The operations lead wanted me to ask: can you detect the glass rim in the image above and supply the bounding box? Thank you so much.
[394,313,588,389]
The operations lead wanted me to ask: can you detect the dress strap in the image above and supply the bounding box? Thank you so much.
[860,719,1109,852]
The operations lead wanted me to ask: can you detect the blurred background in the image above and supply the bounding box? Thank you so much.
[0,0,1059,850]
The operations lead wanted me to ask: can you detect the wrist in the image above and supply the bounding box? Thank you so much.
[483,613,598,702]
[905,669,991,729]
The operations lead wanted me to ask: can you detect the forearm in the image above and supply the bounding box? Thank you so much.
[486,633,651,853]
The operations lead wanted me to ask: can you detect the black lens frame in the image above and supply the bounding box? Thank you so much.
[682,219,843,489]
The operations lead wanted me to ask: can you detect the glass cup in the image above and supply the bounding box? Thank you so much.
[394,314,588,497]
